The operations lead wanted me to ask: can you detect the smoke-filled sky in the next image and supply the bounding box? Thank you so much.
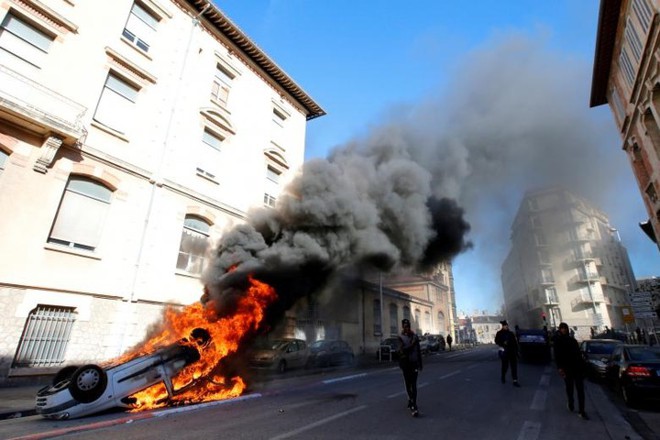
[213,0,660,314]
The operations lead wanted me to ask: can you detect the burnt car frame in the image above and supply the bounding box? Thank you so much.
[36,329,209,420]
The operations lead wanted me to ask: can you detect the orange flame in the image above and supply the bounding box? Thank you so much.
[115,275,276,411]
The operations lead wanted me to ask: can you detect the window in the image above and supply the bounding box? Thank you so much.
[48,176,113,251]
[389,303,398,335]
[424,311,431,332]
[414,309,421,331]
[0,13,53,71]
[437,311,445,332]
[272,108,286,128]
[619,49,636,87]
[94,73,139,134]
[266,166,281,184]
[632,0,653,33]
[0,149,8,177]
[373,299,381,335]
[264,193,276,208]
[211,64,234,107]
[122,2,158,52]
[403,306,411,322]
[13,305,76,368]
[196,128,224,180]
[176,215,211,274]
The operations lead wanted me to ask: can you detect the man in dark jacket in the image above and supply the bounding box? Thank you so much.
[554,322,588,420]
[397,318,423,416]
[495,320,520,387]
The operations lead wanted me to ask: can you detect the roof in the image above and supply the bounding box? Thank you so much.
[186,0,325,120]
[590,0,623,107]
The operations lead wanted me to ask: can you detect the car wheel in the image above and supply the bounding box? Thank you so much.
[277,360,287,374]
[69,364,108,403]
[622,383,638,407]
[52,365,79,387]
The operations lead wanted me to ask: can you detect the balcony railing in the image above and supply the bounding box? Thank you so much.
[571,291,605,309]
[576,271,600,283]
[539,275,555,285]
[0,65,86,142]
[543,292,560,305]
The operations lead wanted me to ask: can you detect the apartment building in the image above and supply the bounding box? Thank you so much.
[0,0,323,383]
[501,188,637,340]
[590,0,660,248]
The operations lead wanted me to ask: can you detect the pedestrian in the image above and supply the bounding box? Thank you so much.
[553,322,588,420]
[446,333,453,351]
[636,327,642,344]
[495,320,520,387]
[397,318,423,417]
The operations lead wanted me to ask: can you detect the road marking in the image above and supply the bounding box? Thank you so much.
[153,393,262,417]
[439,370,461,380]
[269,405,367,440]
[322,373,367,384]
[539,374,550,387]
[387,390,406,398]
[466,364,479,370]
[516,420,541,440]
[530,390,547,411]
[418,381,430,388]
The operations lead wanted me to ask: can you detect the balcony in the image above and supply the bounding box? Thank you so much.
[539,275,555,285]
[543,292,560,305]
[571,291,605,309]
[576,271,600,283]
[0,65,86,144]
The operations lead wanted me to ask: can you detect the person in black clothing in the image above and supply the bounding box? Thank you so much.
[446,334,453,351]
[397,318,423,416]
[554,322,588,420]
[495,320,520,387]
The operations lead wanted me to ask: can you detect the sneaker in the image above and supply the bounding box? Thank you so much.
[411,407,419,417]
[579,412,589,420]
[513,381,521,388]
[567,402,574,412]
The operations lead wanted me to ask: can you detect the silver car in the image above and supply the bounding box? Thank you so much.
[249,338,309,373]
[35,329,209,420]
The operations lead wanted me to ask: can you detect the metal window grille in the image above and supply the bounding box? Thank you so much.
[13,305,76,368]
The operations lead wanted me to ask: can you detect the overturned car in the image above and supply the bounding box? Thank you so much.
[35,329,209,420]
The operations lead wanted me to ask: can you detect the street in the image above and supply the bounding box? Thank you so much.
[2,345,657,439]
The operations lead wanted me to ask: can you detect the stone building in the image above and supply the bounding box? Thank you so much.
[0,0,323,383]
[501,188,637,340]
[590,0,660,248]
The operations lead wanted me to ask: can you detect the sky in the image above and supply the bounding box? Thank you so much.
[211,0,660,316]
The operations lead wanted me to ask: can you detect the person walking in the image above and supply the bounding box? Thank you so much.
[553,322,588,420]
[446,333,453,351]
[397,318,423,417]
[495,320,520,387]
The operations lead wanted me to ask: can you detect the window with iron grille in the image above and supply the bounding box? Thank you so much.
[13,305,76,368]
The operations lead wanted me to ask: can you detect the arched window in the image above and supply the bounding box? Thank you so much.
[424,311,431,333]
[414,309,421,332]
[437,311,446,334]
[389,303,398,335]
[48,176,113,251]
[176,215,211,275]
[403,306,411,322]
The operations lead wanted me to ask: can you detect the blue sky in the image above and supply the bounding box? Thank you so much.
[213,1,660,316]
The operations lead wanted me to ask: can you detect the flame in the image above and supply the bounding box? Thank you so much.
[114,275,276,411]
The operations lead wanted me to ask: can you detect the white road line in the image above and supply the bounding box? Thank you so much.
[439,370,461,380]
[387,391,406,399]
[269,405,367,440]
[516,420,541,440]
[322,373,367,384]
[539,374,550,387]
[418,381,430,388]
[466,364,479,370]
[153,393,262,418]
[530,390,547,411]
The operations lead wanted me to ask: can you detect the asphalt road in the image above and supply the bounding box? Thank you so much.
[1,345,654,439]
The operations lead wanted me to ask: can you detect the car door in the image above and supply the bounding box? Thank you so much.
[606,347,623,384]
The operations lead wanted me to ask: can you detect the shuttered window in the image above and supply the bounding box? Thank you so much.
[94,73,139,134]
[0,13,53,71]
[122,2,158,52]
[48,176,112,251]
[13,305,76,368]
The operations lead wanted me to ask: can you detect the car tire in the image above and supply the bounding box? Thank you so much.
[69,364,108,403]
[277,360,287,374]
[52,365,80,387]
[622,383,638,407]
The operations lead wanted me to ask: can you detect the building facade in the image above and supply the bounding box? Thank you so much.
[591,0,660,248]
[0,0,323,383]
[470,315,504,345]
[501,188,637,340]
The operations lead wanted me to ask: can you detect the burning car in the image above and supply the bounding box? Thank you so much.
[35,328,210,420]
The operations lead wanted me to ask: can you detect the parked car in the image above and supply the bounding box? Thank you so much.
[580,339,623,380]
[376,337,400,360]
[306,340,354,368]
[248,338,309,373]
[419,336,430,355]
[606,344,660,407]
[425,335,441,352]
[517,329,551,363]
[35,328,210,420]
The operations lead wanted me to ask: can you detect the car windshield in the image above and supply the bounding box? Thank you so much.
[310,341,330,349]
[627,347,660,361]
[254,340,290,350]
[519,334,545,343]
[585,342,619,354]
